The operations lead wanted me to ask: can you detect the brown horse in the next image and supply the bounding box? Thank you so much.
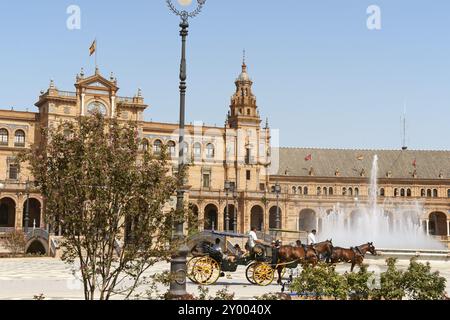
[275,245,318,284]
[312,239,333,262]
[330,242,377,271]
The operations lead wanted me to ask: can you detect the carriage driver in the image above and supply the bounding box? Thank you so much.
[247,226,264,255]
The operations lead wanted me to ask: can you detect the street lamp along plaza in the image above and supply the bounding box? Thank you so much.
[166,0,207,298]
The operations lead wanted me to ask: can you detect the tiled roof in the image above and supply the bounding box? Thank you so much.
[272,147,450,180]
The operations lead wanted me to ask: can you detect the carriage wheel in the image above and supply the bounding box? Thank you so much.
[192,256,221,285]
[187,257,202,283]
[245,262,257,285]
[252,263,274,286]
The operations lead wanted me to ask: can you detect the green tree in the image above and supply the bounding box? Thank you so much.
[20,113,187,300]
[371,258,405,300]
[291,262,348,300]
[345,264,375,300]
[403,258,447,300]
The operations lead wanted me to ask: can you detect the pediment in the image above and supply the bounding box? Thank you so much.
[76,73,118,91]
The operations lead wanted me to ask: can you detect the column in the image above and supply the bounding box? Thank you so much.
[198,208,204,232]
[217,206,224,232]
[315,217,319,233]
[111,95,116,118]
[80,93,86,116]
[426,219,430,235]
[15,200,23,230]
[447,220,450,237]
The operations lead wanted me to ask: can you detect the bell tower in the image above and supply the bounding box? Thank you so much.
[227,54,261,129]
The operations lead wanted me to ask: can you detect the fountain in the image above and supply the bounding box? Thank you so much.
[319,155,445,249]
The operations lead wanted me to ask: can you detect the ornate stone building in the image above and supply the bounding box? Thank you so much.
[0,61,449,248]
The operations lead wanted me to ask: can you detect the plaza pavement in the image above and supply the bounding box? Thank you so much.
[0,257,449,300]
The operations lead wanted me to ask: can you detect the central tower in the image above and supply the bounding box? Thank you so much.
[227,57,261,128]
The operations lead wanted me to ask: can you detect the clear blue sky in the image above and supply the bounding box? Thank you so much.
[0,0,449,150]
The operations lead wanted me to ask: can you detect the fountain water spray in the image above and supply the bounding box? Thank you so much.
[320,155,444,249]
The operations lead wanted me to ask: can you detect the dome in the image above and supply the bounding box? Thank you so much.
[237,63,251,82]
[238,71,250,81]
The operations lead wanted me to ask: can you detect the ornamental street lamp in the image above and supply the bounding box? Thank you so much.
[224,181,231,232]
[274,183,281,230]
[233,187,238,233]
[167,0,206,298]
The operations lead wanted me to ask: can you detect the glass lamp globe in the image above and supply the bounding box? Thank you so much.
[178,0,193,6]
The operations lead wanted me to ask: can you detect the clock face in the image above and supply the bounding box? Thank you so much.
[87,101,107,115]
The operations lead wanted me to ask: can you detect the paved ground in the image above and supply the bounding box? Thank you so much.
[0,257,449,300]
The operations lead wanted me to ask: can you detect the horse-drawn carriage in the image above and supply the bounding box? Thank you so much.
[186,230,377,287]
[187,230,276,286]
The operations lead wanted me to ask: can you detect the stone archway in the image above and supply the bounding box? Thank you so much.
[299,209,316,232]
[0,197,16,228]
[429,212,447,236]
[22,198,41,228]
[25,239,47,255]
[204,204,218,231]
[269,206,282,229]
[250,205,264,231]
[349,209,365,228]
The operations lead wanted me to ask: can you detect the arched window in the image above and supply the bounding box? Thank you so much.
[292,186,297,194]
[14,130,25,147]
[427,189,432,197]
[323,187,328,196]
[355,188,359,197]
[303,186,308,195]
[348,187,353,196]
[153,140,162,155]
[141,139,149,151]
[447,189,450,198]
[329,187,333,196]
[0,129,8,146]
[407,189,412,197]
[193,142,202,158]
[421,189,426,197]
[380,188,385,197]
[206,144,215,159]
[433,189,438,198]
[317,187,321,196]
[400,188,405,197]
[298,186,303,195]
[342,187,347,196]
[394,188,398,197]
[167,141,176,157]
[247,109,251,115]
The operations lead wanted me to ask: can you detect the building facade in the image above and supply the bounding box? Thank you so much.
[0,62,449,246]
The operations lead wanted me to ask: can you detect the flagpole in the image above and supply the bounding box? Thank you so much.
[95,38,98,71]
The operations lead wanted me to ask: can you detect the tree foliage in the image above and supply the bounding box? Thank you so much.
[403,258,446,300]
[20,113,187,300]
[4,229,26,257]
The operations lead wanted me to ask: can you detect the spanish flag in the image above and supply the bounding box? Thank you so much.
[89,40,96,56]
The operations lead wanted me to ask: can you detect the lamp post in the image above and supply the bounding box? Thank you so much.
[224,181,231,232]
[274,182,281,231]
[167,0,206,298]
[24,178,31,234]
[233,188,238,233]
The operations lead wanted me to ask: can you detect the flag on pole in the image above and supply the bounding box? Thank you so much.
[89,40,96,56]
[412,159,417,167]
[305,154,312,161]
